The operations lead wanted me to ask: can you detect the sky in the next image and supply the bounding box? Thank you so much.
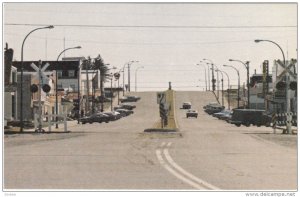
[3,2,297,91]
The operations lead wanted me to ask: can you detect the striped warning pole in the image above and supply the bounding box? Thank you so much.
[272,112,276,134]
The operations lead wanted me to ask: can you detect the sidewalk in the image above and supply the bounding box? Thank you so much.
[4,120,80,134]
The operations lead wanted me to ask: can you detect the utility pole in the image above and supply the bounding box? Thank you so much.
[85,58,90,115]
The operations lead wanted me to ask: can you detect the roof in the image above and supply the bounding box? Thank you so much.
[12,60,80,72]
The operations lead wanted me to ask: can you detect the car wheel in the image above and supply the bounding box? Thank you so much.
[235,124,241,127]
[245,122,250,127]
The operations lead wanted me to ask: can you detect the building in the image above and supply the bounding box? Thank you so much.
[12,60,81,120]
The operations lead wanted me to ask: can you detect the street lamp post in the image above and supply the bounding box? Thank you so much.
[216,69,224,106]
[203,59,215,91]
[128,60,139,92]
[224,65,240,108]
[122,61,133,96]
[135,66,144,92]
[55,46,81,128]
[200,61,211,91]
[254,39,291,134]
[19,25,54,132]
[220,70,230,110]
[229,59,250,109]
[197,63,207,91]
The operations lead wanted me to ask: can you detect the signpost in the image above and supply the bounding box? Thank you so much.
[157,92,168,128]
[30,61,50,133]
[274,59,297,134]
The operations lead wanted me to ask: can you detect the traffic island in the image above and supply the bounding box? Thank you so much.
[144,86,179,133]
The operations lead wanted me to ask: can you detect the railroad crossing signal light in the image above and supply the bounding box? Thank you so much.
[276,81,286,90]
[290,81,297,91]
[42,84,51,93]
[30,84,38,93]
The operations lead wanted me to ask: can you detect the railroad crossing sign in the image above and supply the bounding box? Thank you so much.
[31,62,50,82]
[276,59,297,80]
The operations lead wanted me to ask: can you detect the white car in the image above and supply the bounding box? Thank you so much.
[186,109,198,118]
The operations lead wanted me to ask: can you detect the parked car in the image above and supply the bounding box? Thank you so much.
[120,95,141,103]
[220,111,233,121]
[103,111,122,121]
[205,104,224,115]
[186,109,198,118]
[213,109,232,119]
[229,109,265,127]
[182,102,192,109]
[116,103,136,110]
[80,113,110,124]
[203,102,219,109]
[115,109,134,117]
[91,113,110,123]
[79,115,93,124]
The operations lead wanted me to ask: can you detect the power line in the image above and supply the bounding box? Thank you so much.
[4,23,296,29]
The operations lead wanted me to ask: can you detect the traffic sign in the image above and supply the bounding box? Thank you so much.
[31,62,50,82]
[276,60,297,80]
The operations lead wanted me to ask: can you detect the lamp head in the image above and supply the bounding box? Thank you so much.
[229,59,233,61]
[47,25,54,29]
[254,39,262,43]
[75,46,82,49]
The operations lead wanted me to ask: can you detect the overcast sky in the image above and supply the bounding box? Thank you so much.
[3,3,297,91]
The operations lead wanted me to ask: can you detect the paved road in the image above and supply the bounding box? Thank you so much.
[4,91,297,190]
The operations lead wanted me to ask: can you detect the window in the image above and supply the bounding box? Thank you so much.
[68,70,75,77]
[57,70,63,78]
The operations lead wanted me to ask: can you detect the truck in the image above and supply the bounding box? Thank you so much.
[229,109,266,127]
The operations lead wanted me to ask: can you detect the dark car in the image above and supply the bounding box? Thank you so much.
[91,113,110,123]
[80,113,110,124]
[203,102,219,109]
[115,103,136,110]
[79,115,93,124]
[186,109,198,118]
[229,109,265,127]
[103,111,122,121]
[115,109,134,117]
[205,104,224,115]
[182,102,192,109]
[120,96,141,103]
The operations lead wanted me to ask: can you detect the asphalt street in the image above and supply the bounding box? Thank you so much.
[4,91,297,190]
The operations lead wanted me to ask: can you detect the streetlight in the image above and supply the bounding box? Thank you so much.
[19,25,54,132]
[220,70,230,110]
[135,66,144,92]
[122,61,134,96]
[255,39,291,134]
[128,60,139,92]
[224,64,240,108]
[200,61,211,91]
[203,58,216,91]
[229,59,250,109]
[55,46,81,128]
[215,69,224,106]
[196,63,207,91]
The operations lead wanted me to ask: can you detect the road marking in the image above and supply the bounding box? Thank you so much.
[163,148,219,190]
[156,141,220,190]
[156,149,205,189]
